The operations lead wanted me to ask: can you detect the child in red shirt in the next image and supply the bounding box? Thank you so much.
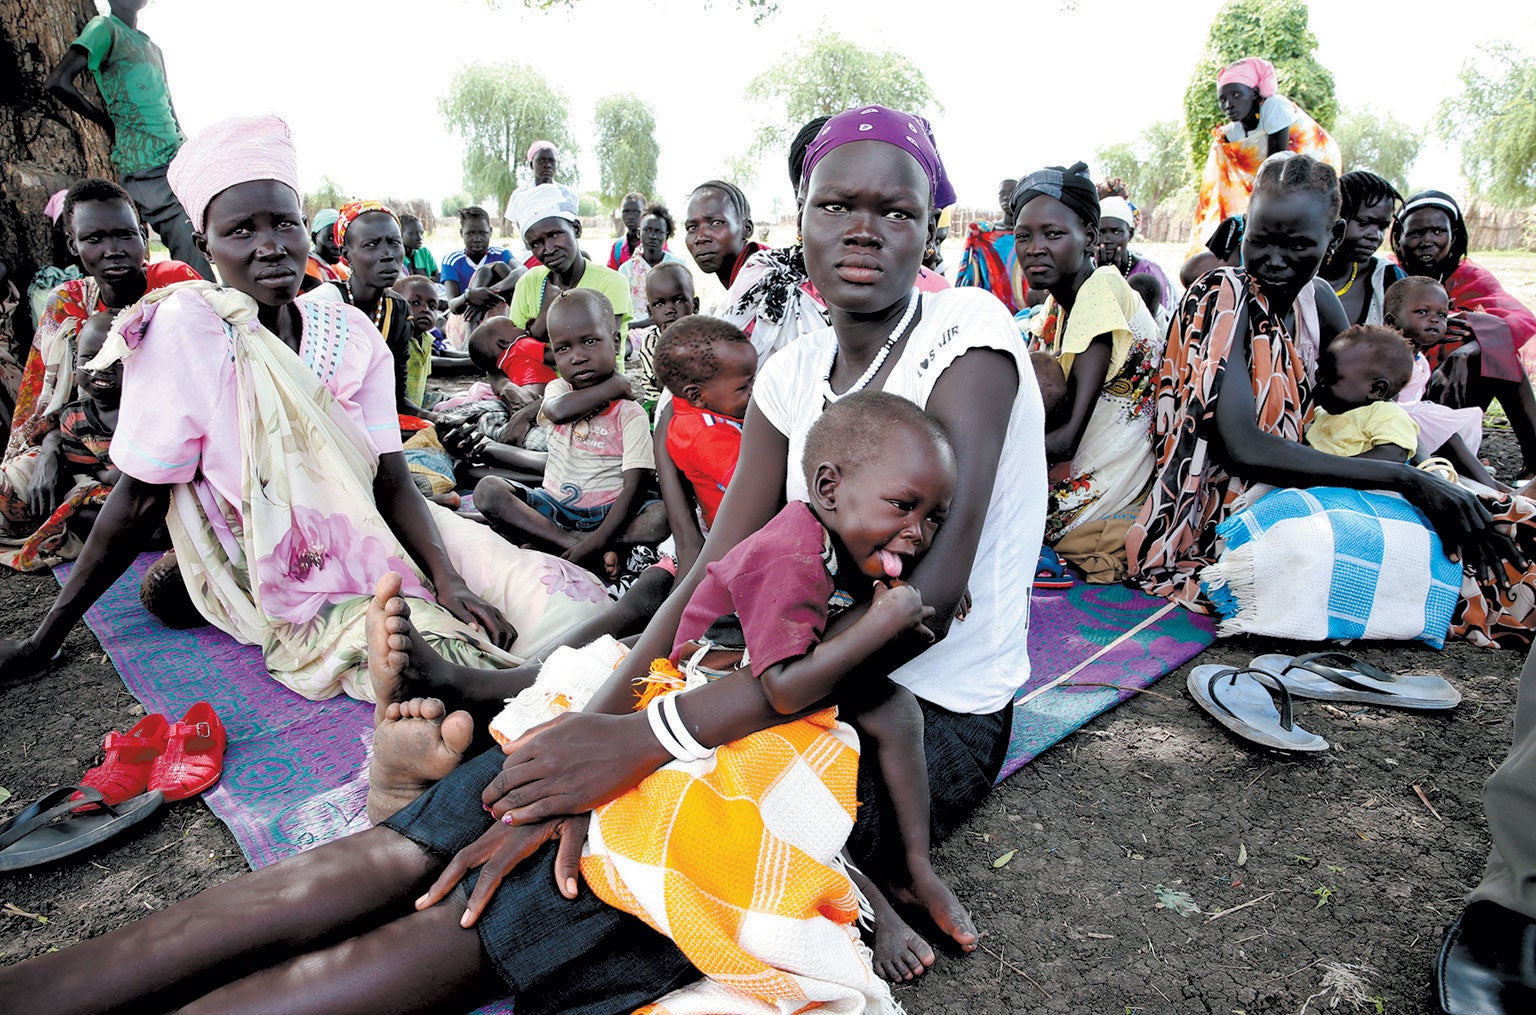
[654,317,757,530]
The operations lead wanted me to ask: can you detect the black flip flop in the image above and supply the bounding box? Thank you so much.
[1188,665,1329,752]
[1250,652,1462,711]
[0,786,165,872]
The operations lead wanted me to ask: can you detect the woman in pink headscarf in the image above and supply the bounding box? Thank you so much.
[0,116,613,702]
[1186,56,1340,257]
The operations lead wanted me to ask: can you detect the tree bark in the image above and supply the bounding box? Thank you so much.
[1,0,113,354]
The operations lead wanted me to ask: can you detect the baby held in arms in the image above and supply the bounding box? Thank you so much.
[1307,325,1421,463]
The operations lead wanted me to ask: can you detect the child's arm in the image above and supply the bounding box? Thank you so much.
[656,415,705,573]
[562,467,649,565]
[26,430,67,518]
[45,48,115,138]
[1352,445,1411,463]
[541,375,634,424]
[758,583,934,715]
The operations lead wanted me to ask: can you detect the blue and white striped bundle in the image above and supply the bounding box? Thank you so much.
[1201,487,1462,648]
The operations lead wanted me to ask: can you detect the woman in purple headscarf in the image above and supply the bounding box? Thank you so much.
[2,105,1044,1011]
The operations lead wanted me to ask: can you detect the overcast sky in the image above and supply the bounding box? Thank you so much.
[122,0,1532,220]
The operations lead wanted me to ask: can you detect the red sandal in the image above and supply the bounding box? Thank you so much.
[72,713,170,807]
[148,702,227,802]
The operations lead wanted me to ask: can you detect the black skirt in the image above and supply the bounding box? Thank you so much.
[845,698,1012,865]
[382,746,697,1015]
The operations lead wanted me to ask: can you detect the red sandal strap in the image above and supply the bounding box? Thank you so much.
[102,730,165,753]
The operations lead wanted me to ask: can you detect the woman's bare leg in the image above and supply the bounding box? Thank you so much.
[176,894,500,1015]
[0,826,440,1015]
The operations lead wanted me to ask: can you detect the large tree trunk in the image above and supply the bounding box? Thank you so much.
[1,0,113,355]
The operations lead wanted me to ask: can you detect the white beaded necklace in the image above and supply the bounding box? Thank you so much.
[821,287,920,404]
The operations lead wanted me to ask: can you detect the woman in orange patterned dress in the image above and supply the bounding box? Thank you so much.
[1132,155,1536,648]
[1186,57,1341,259]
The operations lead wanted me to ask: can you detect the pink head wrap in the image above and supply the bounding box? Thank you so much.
[44,189,68,225]
[1217,57,1279,98]
[168,114,301,233]
[527,140,559,163]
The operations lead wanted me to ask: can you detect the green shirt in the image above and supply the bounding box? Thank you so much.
[404,246,439,278]
[73,14,183,174]
[509,263,634,351]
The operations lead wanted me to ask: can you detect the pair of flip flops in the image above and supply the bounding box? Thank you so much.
[0,703,226,872]
[1189,651,1462,753]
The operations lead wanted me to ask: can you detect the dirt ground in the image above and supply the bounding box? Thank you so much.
[2,247,1532,1012]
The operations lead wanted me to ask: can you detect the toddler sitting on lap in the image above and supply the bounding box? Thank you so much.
[1308,325,1420,463]
[654,315,756,531]
[473,289,660,576]
[489,390,975,986]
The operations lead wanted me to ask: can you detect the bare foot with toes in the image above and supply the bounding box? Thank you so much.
[364,574,474,823]
[889,862,978,953]
[366,697,473,824]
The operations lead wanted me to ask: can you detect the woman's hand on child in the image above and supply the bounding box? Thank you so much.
[868,581,936,642]
[414,814,566,927]
[486,710,669,824]
[1444,315,1476,345]
[436,577,518,649]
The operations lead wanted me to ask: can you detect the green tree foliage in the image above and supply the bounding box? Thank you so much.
[1437,44,1536,208]
[594,93,660,208]
[1331,107,1421,195]
[1181,0,1337,177]
[302,176,347,220]
[740,31,937,183]
[439,62,577,221]
[1095,120,1192,211]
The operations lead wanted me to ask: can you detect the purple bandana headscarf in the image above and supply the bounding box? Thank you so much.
[800,105,956,209]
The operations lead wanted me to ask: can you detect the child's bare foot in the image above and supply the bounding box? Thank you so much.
[428,490,463,510]
[871,898,936,982]
[366,697,473,824]
[603,550,620,579]
[367,573,438,715]
[889,862,978,953]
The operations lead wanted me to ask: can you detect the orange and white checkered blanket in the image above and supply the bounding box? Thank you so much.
[490,649,897,1014]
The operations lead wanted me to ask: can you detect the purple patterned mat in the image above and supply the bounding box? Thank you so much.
[60,558,1213,864]
[56,554,376,868]
[1004,581,1217,780]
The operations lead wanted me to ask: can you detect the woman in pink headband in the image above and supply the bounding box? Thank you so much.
[1186,55,1341,260]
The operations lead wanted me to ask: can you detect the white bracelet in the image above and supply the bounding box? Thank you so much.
[660,693,715,761]
[645,696,692,763]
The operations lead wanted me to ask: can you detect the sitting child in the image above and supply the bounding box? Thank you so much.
[1383,276,1497,480]
[389,275,443,424]
[628,261,699,418]
[1383,274,1536,480]
[472,289,661,576]
[0,311,123,571]
[654,316,756,536]
[1307,325,1419,463]
[488,390,975,985]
